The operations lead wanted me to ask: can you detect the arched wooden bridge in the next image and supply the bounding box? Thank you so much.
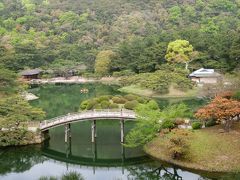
[40,109,136,143]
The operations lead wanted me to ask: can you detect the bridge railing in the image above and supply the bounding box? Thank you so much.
[40,109,135,130]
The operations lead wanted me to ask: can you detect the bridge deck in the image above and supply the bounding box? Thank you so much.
[40,109,136,131]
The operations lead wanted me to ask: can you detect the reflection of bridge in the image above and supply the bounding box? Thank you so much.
[40,109,136,143]
[42,139,183,179]
[42,145,149,167]
[42,137,150,175]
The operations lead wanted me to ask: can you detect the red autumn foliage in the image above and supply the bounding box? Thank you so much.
[195,96,240,131]
[218,91,234,99]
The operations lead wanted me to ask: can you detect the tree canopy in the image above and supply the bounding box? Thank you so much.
[0,0,239,73]
[195,95,240,132]
[165,40,197,70]
[125,101,192,147]
[95,50,115,76]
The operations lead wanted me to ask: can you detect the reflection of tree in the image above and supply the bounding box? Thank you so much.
[39,171,85,180]
[220,173,240,180]
[0,145,46,175]
[127,164,183,180]
[30,84,120,118]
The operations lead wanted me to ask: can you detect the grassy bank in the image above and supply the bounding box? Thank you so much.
[145,123,240,172]
[119,85,199,98]
[119,85,155,96]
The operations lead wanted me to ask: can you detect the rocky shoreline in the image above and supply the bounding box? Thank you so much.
[28,76,119,85]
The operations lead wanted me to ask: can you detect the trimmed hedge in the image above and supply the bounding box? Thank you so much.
[192,122,202,130]
[124,100,139,110]
[100,100,111,109]
[109,103,119,109]
[112,97,127,104]
[124,94,138,101]
[80,94,149,111]
[80,100,89,110]
[86,100,98,110]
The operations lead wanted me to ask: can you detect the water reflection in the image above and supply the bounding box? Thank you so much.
[42,137,150,168]
[0,145,45,175]
[0,140,234,179]
[0,84,231,179]
[42,138,187,180]
[29,83,207,119]
[127,164,184,180]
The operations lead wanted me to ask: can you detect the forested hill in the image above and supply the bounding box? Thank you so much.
[0,0,239,73]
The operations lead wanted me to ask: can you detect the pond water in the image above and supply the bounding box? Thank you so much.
[0,83,234,180]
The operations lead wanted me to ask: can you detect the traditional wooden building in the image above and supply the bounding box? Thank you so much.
[189,68,221,84]
[20,69,42,80]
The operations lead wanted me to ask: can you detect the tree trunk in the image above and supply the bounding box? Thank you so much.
[224,118,233,132]
[185,62,189,70]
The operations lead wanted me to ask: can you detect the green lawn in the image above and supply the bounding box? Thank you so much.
[119,85,199,98]
[145,123,240,172]
[119,85,155,96]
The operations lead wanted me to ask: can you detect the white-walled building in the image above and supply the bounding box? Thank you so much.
[189,68,221,84]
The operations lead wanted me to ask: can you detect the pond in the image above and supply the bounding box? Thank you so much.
[0,83,234,179]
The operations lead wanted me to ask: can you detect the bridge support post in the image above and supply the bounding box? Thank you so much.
[91,120,96,143]
[65,124,71,143]
[120,120,125,143]
[41,130,50,142]
[121,145,125,174]
[65,134,72,158]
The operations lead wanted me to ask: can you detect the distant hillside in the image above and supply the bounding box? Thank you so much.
[0,0,239,73]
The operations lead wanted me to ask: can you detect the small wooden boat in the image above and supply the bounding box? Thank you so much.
[80,88,89,93]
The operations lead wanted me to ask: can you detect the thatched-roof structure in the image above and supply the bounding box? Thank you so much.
[20,69,42,79]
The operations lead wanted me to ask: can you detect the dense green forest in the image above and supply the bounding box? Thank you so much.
[0,0,240,74]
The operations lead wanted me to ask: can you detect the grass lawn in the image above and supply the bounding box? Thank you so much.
[119,85,199,98]
[119,85,155,96]
[145,122,240,172]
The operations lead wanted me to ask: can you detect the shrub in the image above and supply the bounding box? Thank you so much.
[112,70,135,77]
[93,104,101,109]
[41,74,53,79]
[97,95,111,102]
[112,97,127,104]
[39,176,57,180]
[206,119,216,127]
[125,70,135,76]
[167,129,189,160]
[100,100,110,109]
[86,100,97,110]
[0,129,35,147]
[109,103,119,109]
[173,75,194,91]
[192,122,202,130]
[112,72,121,77]
[232,91,240,100]
[167,136,188,159]
[124,100,139,110]
[161,119,175,129]
[124,94,138,101]
[137,97,148,104]
[174,118,185,125]
[61,171,84,180]
[80,100,89,110]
